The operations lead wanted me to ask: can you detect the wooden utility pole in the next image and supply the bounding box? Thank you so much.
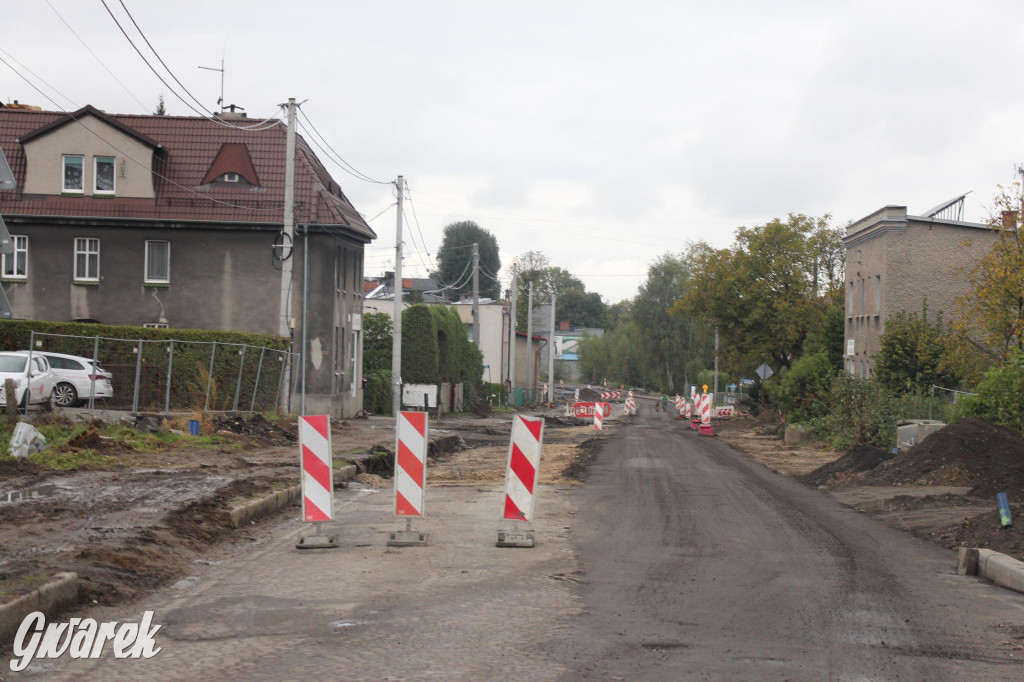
[391,176,405,417]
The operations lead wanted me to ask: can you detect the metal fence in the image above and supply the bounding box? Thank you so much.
[28,331,296,414]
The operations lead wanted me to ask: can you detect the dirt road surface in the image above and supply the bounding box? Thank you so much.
[3,405,1024,679]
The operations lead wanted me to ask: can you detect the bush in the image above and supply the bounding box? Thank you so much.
[363,369,392,416]
[401,305,439,384]
[767,351,834,423]
[957,349,1024,433]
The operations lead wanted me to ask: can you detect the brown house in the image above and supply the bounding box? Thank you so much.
[0,104,376,417]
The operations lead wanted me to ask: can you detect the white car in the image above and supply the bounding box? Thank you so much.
[37,352,115,408]
[0,351,57,411]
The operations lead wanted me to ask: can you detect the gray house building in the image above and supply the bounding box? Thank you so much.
[843,199,996,378]
[0,103,375,417]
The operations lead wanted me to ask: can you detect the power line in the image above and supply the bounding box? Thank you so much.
[43,0,149,112]
[404,180,434,270]
[296,108,389,184]
[0,46,76,111]
[296,118,384,185]
[100,0,281,131]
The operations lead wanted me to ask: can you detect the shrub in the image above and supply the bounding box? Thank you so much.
[767,351,834,423]
[957,349,1024,433]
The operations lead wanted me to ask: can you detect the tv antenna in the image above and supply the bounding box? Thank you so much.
[198,58,225,111]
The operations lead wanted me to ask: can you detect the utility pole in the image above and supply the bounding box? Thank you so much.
[713,326,719,405]
[472,242,480,348]
[547,292,556,406]
[278,97,297,412]
[526,281,534,402]
[391,176,405,417]
[508,265,517,397]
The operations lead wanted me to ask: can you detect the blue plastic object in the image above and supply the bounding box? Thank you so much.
[997,492,1013,528]
[188,419,200,436]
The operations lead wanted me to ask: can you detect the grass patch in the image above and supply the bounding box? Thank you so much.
[0,573,51,601]
[29,448,119,471]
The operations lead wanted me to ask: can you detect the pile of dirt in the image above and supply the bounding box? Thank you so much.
[933,503,1024,559]
[213,413,297,445]
[860,418,1024,499]
[801,445,894,487]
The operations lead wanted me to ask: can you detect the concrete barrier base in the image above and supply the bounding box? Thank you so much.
[958,547,1024,595]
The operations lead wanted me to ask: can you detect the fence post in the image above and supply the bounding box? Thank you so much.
[232,345,247,412]
[89,335,100,411]
[132,339,143,414]
[205,341,217,412]
[250,346,266,413]
[165,340,174,414]
[274,352,285,414]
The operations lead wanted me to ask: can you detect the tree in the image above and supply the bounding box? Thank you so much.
[953,188,1024,362]
[558,288,607,328]
[873,308,960,393]
[153,94,166,116]
[431,221,501,300]
[362,312,393,373]
[958,348,1024,434]
[678,214,842,374]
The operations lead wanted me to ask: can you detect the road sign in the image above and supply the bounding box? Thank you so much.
[755,363,774,381]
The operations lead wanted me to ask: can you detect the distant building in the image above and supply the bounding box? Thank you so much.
[843,199,997,378]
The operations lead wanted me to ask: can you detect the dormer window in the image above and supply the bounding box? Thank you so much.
[63,155,83,193]
[222,172,240,183]
[95,156,115,194]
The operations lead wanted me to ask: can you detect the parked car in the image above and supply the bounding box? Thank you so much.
[37,352,115,408]
[0,351,57,411]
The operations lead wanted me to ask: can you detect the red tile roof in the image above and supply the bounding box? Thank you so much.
[0,106,376,240]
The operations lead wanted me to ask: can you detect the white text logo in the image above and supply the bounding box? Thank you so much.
[11,611,162,672]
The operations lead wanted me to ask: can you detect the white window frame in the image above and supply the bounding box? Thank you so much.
[2,235,27,279]
[144,240,170,284]
[222,172,240,183]
[143,322,169,329]
[74,237,100,282]
[94,156,116,195]
[63,155,84,193]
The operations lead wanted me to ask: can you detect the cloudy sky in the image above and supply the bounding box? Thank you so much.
[3,1,1023,303]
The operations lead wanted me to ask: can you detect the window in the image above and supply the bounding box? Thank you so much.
[74,238,99,281]
[2,235,27,279]
[221,173,240,183]
[94,156,115,194]
[145,240,170,283]
[63,155,83,192]
[143,322,169,329]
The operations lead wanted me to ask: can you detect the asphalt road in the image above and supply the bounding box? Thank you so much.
[553,405,1024,680]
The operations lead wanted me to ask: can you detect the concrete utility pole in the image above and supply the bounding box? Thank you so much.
[391,176,405,417]
[279,98,297,412]
[713,326,720,404]
[547,292,556,405]
[508,265,517,395]
[472,242,480,347]
[526,281,534,402]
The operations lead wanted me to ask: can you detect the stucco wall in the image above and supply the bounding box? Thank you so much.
[22,116,156,198]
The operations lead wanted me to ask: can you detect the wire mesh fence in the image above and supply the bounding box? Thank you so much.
[28,331,295,414]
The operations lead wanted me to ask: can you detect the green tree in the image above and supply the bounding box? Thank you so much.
[873,308,959,393]
[401,304,439,383]
[362,312,393,373]
[153,94,166,115]
[958,348,1024,433]
[557,288,607,328]
[431,221,501,299]
[678,214,842,373]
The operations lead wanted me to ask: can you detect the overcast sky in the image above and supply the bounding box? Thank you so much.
[4,1,1023,303]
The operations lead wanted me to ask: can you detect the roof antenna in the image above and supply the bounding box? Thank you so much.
[198,57,225,112]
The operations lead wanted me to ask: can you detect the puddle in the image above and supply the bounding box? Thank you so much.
[0,483,57,503]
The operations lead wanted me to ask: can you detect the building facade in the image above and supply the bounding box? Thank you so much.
[843,203,996,377]
[0,104,375,417]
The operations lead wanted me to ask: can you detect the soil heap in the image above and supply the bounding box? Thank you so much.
[801,445,894,487]
[860,418,1024,500]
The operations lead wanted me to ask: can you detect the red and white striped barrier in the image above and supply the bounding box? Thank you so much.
[299,415,333,522]
[394,411,428,517]
[700,393,711,425]
[594,406,603,430]
[503,415,545,522]
[599,390,622,401]
[574,402,610,418]
[684,401,692,420]
[715,405,735,418]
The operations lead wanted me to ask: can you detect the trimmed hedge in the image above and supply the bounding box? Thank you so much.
[401,304,439,384]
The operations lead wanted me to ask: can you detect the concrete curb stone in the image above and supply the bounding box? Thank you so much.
[0,572,78,646]
[957,547,1024,595]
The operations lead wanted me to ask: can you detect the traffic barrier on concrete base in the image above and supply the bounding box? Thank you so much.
[700,393,711,425]
[593,406,603,430]
[388,411,431,547]
[498,414,545,547]
[297,415,338,549]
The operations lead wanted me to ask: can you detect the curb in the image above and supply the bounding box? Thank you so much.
[957,547,1024,594]
[224,464,359,529]
[0,572,78,646]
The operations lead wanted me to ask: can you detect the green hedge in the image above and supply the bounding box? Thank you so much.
[363,369,392,416]
[401,304,439,384]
